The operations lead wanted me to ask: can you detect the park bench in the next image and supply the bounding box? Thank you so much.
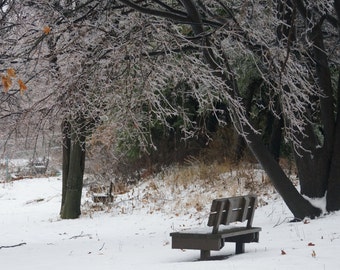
[170,195,261,260]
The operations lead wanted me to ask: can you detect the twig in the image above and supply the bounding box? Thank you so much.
[273,216,295,227]
[69,231,92,240]
[99,242,105,251]
[0,242,27,249]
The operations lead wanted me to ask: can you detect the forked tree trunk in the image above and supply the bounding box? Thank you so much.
[295,18,340,208]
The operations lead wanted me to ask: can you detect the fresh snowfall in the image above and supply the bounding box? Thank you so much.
[1,164,340,270]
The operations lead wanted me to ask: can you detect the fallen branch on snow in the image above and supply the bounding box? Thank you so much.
[0,242,27,249]
[69,231,92,240]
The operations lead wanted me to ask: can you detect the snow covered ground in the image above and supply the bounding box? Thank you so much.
[1,176,339,270]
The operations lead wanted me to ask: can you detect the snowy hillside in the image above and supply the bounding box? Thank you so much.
[1,175,339,270]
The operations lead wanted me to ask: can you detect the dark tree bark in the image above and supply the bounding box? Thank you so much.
[268,114,284,162]
[234,78,261,163]
[60,117,86,219]
[326,74,340,211]
[264,97,284,162]
[294,119,329,198]
[60,120,71,214]
[327,122,340,211]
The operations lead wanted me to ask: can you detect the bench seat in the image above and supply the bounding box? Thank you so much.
[171,226,261,250]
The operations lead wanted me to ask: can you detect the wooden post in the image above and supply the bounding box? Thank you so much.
[200,250,211,260]
[235,242,245,254]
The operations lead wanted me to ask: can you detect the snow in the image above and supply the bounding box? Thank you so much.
[1,176,340,270]
[303,194,328,214]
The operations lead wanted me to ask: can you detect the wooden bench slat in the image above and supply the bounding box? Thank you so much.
[241,196,250,222]
[212,200,226,234]
[247,196,257,228]
[170,227,261,239]
[207,199,219,226]
[225,200,233,225]
[170,227,261,250]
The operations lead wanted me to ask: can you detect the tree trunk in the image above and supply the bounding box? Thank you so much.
[265,100,284,162]
[268,116,283,162]
[60,120,71,214]
[326,75,340,211]
[245,126,322,220]
[326,129,340,211]
[233,78,261,163]
[294,14,336,200]
[294,120,329,198]
[60,118,86,219]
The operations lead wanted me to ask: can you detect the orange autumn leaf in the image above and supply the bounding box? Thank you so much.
[1,75,12,92]
[7,68,16,78]
[18,79,27,92]
[43,26,51,35]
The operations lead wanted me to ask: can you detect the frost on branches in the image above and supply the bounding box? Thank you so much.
[1,1,340,218]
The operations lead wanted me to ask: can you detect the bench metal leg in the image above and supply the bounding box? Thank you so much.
[200,250,211,260]
[235,242,245,254]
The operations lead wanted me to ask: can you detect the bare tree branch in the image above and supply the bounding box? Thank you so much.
[0,243,27,249]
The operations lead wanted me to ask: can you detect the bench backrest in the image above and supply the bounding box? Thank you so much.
[207,195,257,234]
